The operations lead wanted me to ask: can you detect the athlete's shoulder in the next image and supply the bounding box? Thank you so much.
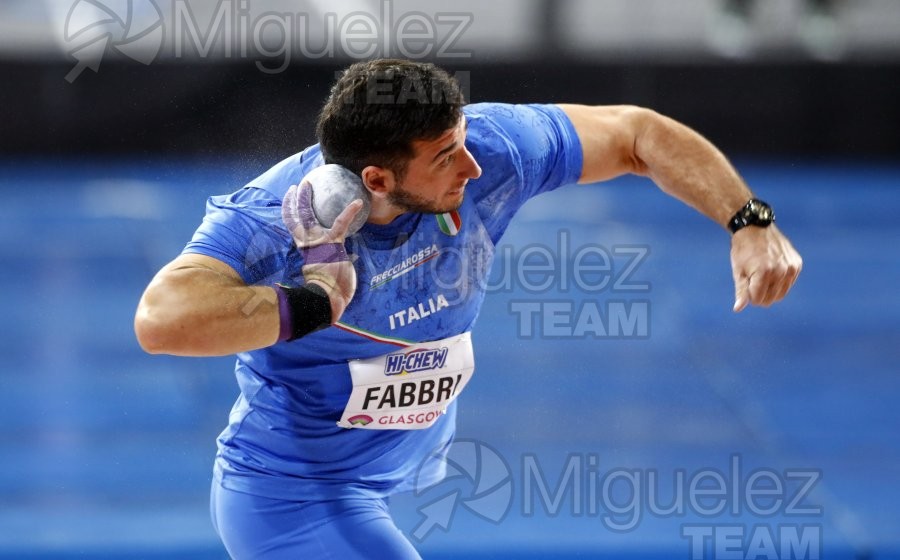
[464,102,570,132]
[463,102,576,159]
[460,102,582,242]
[198,145,321,235]
[203,145,324,224]
[245,144,325,201]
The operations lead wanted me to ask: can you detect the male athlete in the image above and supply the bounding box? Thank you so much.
[135,59,801,559]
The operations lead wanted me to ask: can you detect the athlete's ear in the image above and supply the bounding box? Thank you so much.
[360,165,394,200]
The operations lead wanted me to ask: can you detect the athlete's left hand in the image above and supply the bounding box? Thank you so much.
[730,225,802,312]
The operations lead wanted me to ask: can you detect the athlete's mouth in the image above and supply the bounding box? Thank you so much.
[448,181,468,195]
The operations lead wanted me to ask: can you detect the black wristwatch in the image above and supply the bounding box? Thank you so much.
[728,198,775,234]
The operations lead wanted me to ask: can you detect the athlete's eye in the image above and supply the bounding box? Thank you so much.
[440,153,455,168]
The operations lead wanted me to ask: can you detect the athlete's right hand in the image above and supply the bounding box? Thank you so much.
[282,181,363,321]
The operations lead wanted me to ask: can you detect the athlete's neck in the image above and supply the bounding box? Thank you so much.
[366,198,406,225]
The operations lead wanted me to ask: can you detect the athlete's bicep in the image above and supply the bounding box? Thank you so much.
[557,104,653,184]
[162,253,245,283]
[142,254,247,310]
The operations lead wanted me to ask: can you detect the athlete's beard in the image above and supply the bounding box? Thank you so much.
[387,181,463,214]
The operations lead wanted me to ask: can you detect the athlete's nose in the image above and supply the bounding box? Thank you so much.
[461,147,482,180]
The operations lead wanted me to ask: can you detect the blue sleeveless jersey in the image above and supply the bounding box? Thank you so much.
[183,103,583,500]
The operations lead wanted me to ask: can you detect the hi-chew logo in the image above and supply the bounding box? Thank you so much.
[64,0,164,83]
[385,347,449,376]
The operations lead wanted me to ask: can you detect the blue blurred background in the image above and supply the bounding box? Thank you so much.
[1,1,898,558]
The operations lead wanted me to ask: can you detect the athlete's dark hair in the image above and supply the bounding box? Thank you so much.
[316,59,465,179]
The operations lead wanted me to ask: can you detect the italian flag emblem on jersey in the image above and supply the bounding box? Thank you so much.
[436,210,461,236]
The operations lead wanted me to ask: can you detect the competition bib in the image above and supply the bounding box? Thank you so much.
[338,332,475,430]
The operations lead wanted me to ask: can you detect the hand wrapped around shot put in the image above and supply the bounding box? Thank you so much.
[276,165,371,341]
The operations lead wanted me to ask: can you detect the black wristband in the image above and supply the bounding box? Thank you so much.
[280,283,332,341]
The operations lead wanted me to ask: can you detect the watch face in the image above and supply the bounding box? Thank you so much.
[750,200,774,224]
[729,199,775,233]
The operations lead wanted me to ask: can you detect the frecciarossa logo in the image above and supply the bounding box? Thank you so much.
[370,244,441,289]
[384,347,449,376]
